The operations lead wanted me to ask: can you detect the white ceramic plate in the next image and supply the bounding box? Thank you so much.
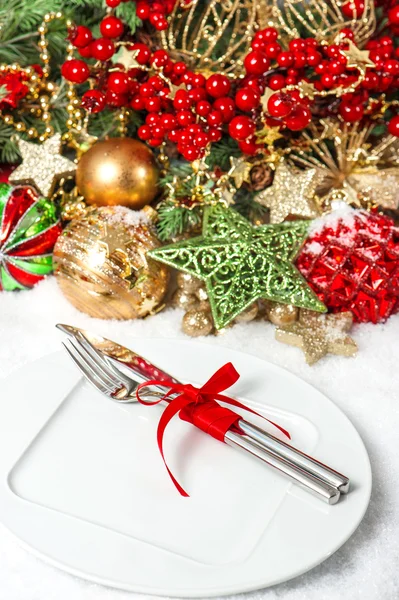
[0,339,371,597]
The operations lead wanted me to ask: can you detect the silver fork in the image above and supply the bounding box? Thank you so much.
[63,333,341,504]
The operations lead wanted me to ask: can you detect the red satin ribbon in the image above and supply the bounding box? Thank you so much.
[136,362,290,497]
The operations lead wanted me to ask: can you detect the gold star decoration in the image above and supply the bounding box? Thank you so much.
[256,162,321,223]
[228,156,252,188]
[10,134,76,198]
[297,80,317,101]
[275,310,358,365]
[255,126,284,147]
[339,40,375,70]
[112,46,141,71]
[168,81,186,100]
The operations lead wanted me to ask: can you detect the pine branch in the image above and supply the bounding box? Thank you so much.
[156,200,203,241]
[207,137,241,171]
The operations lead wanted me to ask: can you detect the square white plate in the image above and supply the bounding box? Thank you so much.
[0,338,371,596]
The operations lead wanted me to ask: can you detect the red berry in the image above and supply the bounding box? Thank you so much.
[388,115,399,136]
[196,100,212,116]
[267,93,293,118]
[192,73,206,88]
[206,74,231,98]
[339,101,364,122]
[235,87,260,112]
[173,90,191,110]
[341,0,365,18]
[244,50,269,75]
[277,51,294,68]
[362,71,378,89]
[78,44,92,59]
[107,71,130,94]
[81,90,106,113]
[106,90,128,107]
[61,59,90,84]
[128,43,151,65]
[68,25,92,48]
[306,49,322,67]
[177,110,195,126]
[106,0,121,6]
[268,74,285,90]
[136,2,150,19]
[289,39,306,53]
[194,131,210,148]
[256,27,278,43]
[160,113,177,131]
[213,97,236,122]
[100,16,124,39]
[207,110,223,127]
[209,128,222,142]
[145,97,162,112]
[264,42,281,59]
[239,137,258,155]
[285,105,311,130]
[130,95,146,110]
[91,38,115,61]
[388,5,399,26]
[151,50,169,68]
[148,138,164,147]
[228,116,255,140]
[138,125,152,140]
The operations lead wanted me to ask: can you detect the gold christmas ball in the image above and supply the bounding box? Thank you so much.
[176,272,202,293]
[182,308,213,337]
[235,302,259,323]
[76,138,159,209]
[53,206,169,320]
[268,303,298,326]
[195,286,208,302]
[171,289,198,310]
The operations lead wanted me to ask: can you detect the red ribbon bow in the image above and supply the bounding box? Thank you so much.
[136,362,290,497]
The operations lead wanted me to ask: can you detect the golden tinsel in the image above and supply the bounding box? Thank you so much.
[290,122,399,212]
[159,0,259,76]
[272,0,376,47]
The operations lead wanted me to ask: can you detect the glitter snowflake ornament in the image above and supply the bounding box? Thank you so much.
[296,205,399,323]
[0,184,61,290]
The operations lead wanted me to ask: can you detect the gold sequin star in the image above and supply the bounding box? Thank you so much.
[255,126,283,147]
[275,310,358,365]
[10,134,76,198]
[256,162,321,223]
[340,40,375,69]
[228,157,252,188]
[297,80,317,100]
[112,46,141,71]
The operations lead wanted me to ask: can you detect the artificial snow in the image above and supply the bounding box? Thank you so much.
[0,277,398,600]
[105,205,151,228]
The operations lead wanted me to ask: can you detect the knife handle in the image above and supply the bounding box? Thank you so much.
[225,430,340,505]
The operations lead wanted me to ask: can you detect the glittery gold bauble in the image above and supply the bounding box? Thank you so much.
[182,308,214,337]
[268,303,299,326]
[235,302,259,323]
[76,138,159,210]
[176,272,202,293]
[171,289,198,310]
[53,206,169,320]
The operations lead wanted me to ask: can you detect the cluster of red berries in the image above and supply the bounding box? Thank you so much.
[387,4,399,37]
[104,0,177,31]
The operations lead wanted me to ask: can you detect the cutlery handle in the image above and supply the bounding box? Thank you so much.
[238,420,349,493]
[225,430,340,505]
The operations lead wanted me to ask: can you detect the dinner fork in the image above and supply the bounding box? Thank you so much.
[62,333,341,504]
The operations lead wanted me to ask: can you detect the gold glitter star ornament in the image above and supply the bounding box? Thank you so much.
[256,162,321,223]
[10,134,76,198]
[275,310,358,365]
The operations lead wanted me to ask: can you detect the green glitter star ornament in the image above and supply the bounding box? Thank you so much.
[148,205,326,329]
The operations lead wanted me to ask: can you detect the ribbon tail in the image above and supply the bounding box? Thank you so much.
[156,394,193,497]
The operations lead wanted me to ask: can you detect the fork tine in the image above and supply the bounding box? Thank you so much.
[68,337,120,392]
[62,341,112,395]
[77,331,134,389]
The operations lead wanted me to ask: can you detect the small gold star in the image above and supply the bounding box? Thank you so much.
[112,46,142,71]
[228,157,252,188]
[256,162,321,223]
[255,126,283,147]
[340,40,375,69]
[275,310,357,365]
[10,134,76,198]
[297,81,317,100]
[168,81,186,100]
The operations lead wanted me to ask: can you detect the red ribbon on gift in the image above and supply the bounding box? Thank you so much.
[136,362,290,497]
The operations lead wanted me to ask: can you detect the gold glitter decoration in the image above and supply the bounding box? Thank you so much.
[160,0,259,76]
[291,123,399,211]
[53,206,169,320]
[177,272,203,293]
[267,302,298,326]
[10,133,76,198]
[182,308,214,337]
[339,39,375,69]
[255,126,284,147]
[272,0,376,47]
[256,162,321,223]
[171,288,198,310]
[229,157,252,189]
[234,302,259,323]
[275,310,358,365]
[112,46,141,70]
